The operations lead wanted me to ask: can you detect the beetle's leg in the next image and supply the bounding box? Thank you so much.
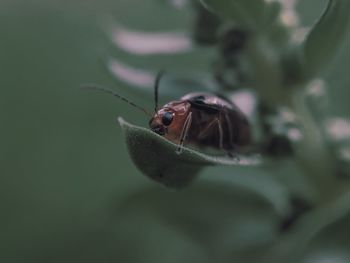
[216,118,224,150]
[225,148,240,160]
[223,113,235,150]
[220,114,239,159]
[198,118,218,139]
[199,117,224,149]
[176,112,193,155]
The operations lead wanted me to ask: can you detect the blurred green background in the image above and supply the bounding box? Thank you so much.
[1,0,350,262]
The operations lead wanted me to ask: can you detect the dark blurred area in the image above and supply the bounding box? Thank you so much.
[1,0,350,262]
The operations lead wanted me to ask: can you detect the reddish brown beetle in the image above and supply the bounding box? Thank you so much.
[84,72,251,155]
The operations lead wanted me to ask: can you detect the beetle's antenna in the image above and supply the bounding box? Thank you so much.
[81,84,152,117]
[154,70,165,113]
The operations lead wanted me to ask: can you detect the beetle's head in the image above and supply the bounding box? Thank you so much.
[149,101,191,144]
[149,108,174,136]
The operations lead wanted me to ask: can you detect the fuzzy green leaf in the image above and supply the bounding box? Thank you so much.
[302,0,350,78]
[199,0,274,30]
[118,117,262,188]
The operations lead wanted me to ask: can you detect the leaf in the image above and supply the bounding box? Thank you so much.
[109,23,193,55]
[200,165,292,216]
[199,0,274,30]
[118,117,262,189]
[113,182,281,262]
[262,192,350,263]
[298,212,350,263]
[301,0,350,78]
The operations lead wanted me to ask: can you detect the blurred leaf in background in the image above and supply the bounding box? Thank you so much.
[1,0,350,263]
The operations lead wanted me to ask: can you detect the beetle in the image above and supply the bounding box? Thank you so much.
[83,71,251,155]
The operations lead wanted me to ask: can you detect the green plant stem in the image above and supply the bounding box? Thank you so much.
[245,35,285,106]
[291,88,338,204]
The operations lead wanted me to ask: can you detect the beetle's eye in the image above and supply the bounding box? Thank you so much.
[162,112,173,126]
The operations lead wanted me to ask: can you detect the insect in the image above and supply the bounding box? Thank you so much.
[83,71,251,155]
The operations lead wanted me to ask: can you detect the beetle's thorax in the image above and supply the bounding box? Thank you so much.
[149,101,191,144]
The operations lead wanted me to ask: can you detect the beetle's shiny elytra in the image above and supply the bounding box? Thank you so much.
[83,72,251,155]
